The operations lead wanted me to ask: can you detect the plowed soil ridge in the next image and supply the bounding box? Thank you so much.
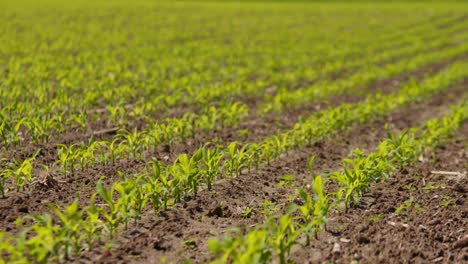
[79,86,467,263]
[292,123,468,264]
[1,61,464,236]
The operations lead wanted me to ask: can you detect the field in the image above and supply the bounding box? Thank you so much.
[0,0,467,263]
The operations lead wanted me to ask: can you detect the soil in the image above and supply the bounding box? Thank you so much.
[1,7,466,264]
[0,64,465,235]
[0,62,466,263]
[292,123,468,264]
[0,54,459,226]
[75,85,466,263]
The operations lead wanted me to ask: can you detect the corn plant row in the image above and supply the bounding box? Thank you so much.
[1,14,463,146]
[0,102,248,197]
[0,151,38,198]
[2,33,459,184]
[0,29,460,153]
[1,13,463,139]
[321,23,467,76]
[0,62,465,263]
[261,40,468,113]
[270,15,468,87]
[0,101,248,148]
[47,50,468,179]
[1,60,465,199]
[4,14,464,113]
[209,101,467,264]
[1,9,453,109]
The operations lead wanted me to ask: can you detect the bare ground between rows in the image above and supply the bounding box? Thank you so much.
[1,13,465,157]
[2,53,463,173]
[0,63,465,235]
[292,123,468,264]
[2,51,465,166]
[77,86,467,263]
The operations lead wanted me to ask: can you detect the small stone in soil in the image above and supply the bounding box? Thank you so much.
[332,242,341,254]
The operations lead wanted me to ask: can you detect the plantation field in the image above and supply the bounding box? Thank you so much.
[0,0,467,263]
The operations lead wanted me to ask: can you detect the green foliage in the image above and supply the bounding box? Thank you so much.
[1,2,467,262]
[209,102,467,263]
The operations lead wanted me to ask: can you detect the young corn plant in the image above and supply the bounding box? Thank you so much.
[25,117,54,144]
[107,105,126,126]
[95,180,122,239]
[69,110,88,133]
[292,175,329,243]
[108,139,122,165]
[224,142,248,177]
[171,148,203,197]
[197,106,219,131]
[0,116,25,150]
[130,176,150,223]
[117,129,146,160]
[385,131,419,169]
[201,146,223,190]
[81,201,104,249]
[57,144,78,176]
[48,200,84,259]
[19,214,60,262]
[333,148,391,209]
[268,135,289,159]
[208,228,272,264]
[0,232,16,261]
[220,102,249,128]
[268,214,301,264]
[144,160,164,212]
[8,152,38,191]
[245,143,261,171]
[112,178,136,229]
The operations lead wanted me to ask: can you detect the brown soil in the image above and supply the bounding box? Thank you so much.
[292,123,468,264]
[1,9,466,264]
[0,64,464,236]
[0,54,459,227]
[75,85,467,263]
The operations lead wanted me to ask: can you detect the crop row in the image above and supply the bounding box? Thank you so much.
[209,101,467,264]
[1,10,452,105]
[6,15,466,109]
[270,16,467,88]
[1,13,464,137]
[261,39,467,113]
[0,62,465,262]
[1,34,466,181]
[8,41,467,174]
[1,59,466,197]
[2,23,466,154]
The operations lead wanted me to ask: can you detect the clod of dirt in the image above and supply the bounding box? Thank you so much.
[32,170,59,190]
[18,207,29,213]
[162,144,170,153]
[452,182,466,193]
[13,196,24,204]
[356,235,370,244]
[129,230,141,236]
[453,235,468,249]
[207,206,231,217]
[356,224,369,232]
[428,219,442,226]
[153,237,170,251]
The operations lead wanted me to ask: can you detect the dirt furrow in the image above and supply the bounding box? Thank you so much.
[292,123,468,263]
[0,63,465,234]
[80,85,467,263]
